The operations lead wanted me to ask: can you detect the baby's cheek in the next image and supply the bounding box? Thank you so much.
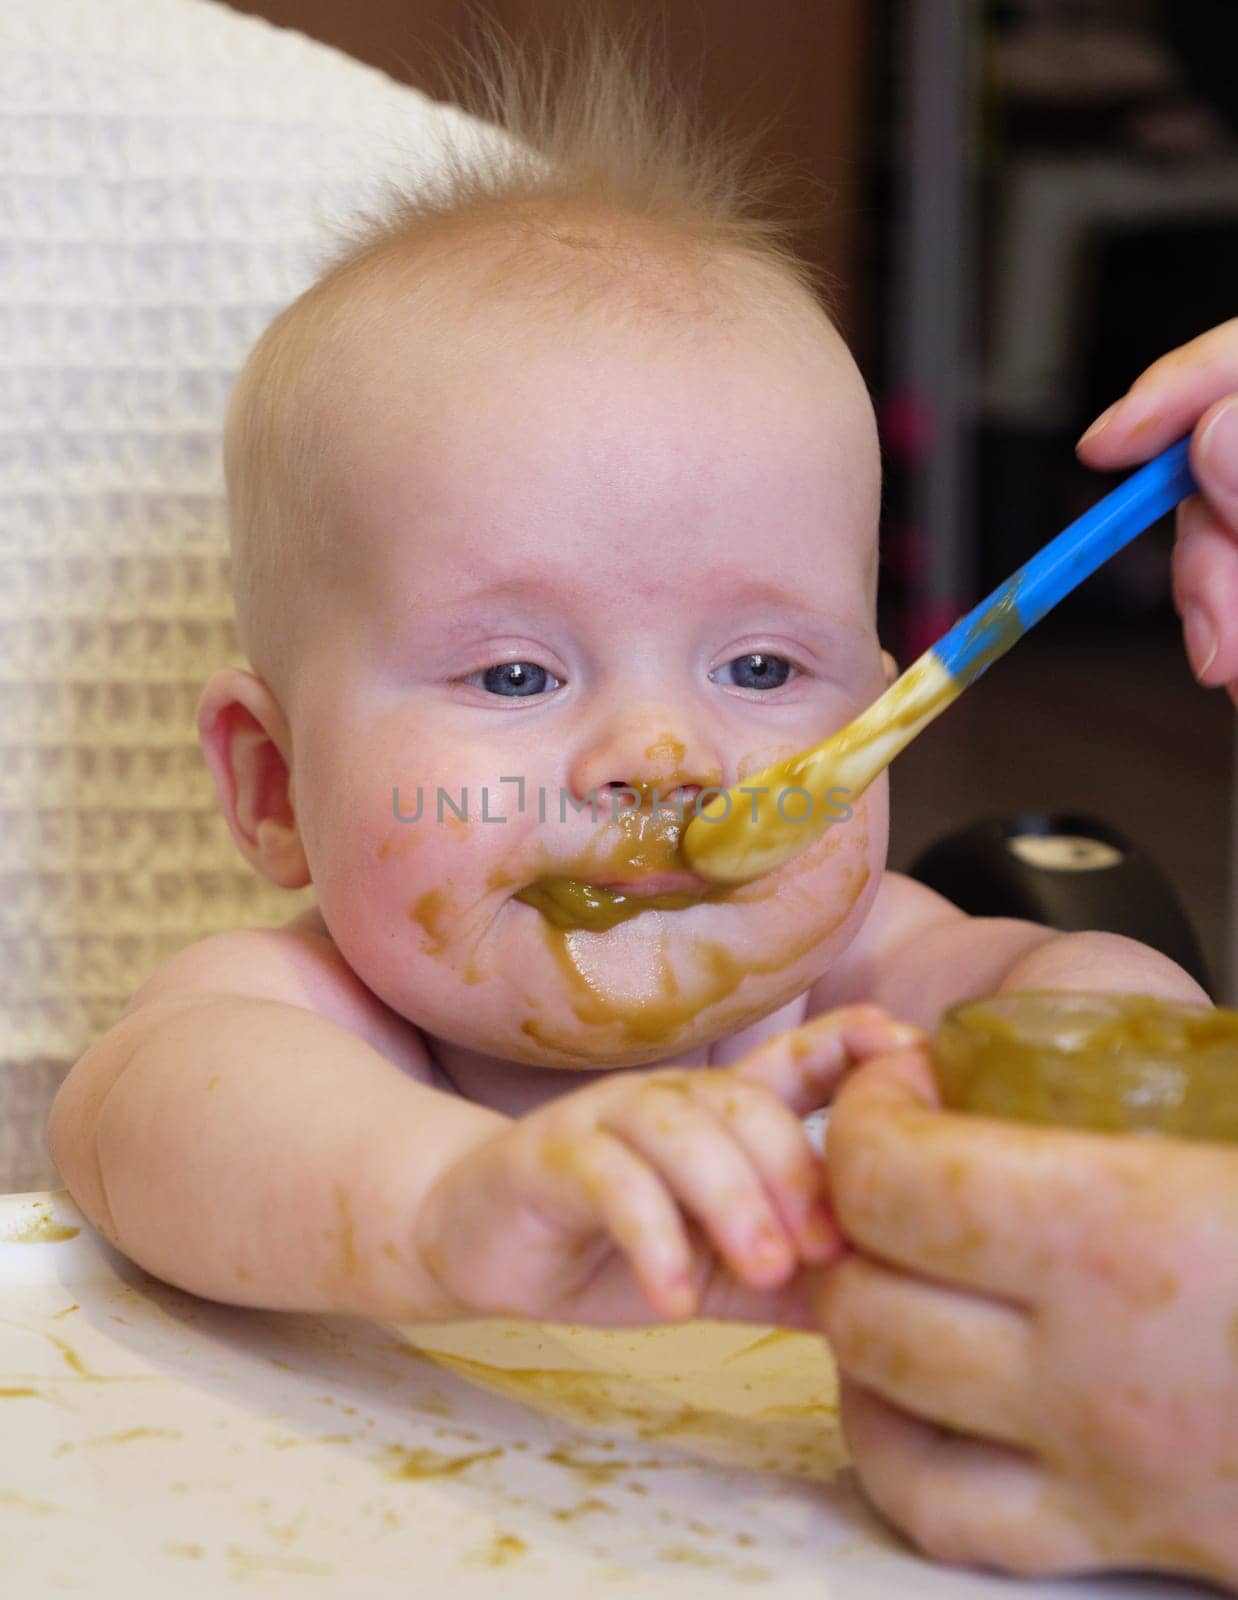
[356,804,527,978]
[309,774,442,931]
[318,823,414,965]
[777,784,886,942]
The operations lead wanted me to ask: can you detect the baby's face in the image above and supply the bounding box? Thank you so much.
[283,296,887,1069]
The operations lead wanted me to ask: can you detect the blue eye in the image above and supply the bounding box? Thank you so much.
[472,661,560,697]
[712,652,793,691]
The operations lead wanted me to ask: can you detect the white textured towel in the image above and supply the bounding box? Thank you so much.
[0,0,507,1181]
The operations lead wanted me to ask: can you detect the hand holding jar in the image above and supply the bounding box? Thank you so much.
[809,994,1238,1591]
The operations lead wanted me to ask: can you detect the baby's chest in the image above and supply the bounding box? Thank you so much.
[705,989,812,1066]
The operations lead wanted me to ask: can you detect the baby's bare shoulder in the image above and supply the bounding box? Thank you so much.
[809,870,963,1004]
[119,905,435,1086]
[808,870,1057,1027]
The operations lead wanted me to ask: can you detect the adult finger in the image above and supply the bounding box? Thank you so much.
[728,1004,925,1116]
[839,1379,1106,1577]
[1076,318,1238,470]
[824,1049,1174,1304]
[1191,394,1238,539]
[1172,493,1238,690]
[811,1253,1034,1450]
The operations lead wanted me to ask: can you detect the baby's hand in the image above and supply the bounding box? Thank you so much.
[812,1045,1238,1591]
[1077,318,1238,698]
[412,1005,920,1329]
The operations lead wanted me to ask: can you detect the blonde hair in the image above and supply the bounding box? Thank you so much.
[223,19,834,697]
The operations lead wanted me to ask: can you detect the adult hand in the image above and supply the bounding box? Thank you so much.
[1078,318,1238,700]
[811,1045,1238,1590]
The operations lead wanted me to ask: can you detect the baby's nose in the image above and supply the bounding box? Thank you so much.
[567,717,723,814]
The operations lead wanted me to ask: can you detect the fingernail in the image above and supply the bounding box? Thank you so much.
[887,1023,925,1046]
[751,1227,791,1268]
[1197,398,1238,493]
[1174,492,1204,545]
[1077,402,1119,447]
[1183,603,1219,681]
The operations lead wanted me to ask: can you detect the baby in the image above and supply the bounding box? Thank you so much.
[51,38,1203,1341]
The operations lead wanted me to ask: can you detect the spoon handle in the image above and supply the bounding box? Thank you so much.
[935,435,1197,689]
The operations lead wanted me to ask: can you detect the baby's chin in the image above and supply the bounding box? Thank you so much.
[450,981,802,1072]
[450,901,847,1069]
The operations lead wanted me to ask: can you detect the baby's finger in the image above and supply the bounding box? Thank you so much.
[687,1073,842,1263]
[729,1003,925,1116]
[811,1253,1034,1450]
[1172,493,1238,689]
[1076,318,1238,469]
[534,1126,697,1319]
[838,1378,1101,1577]
[600,1084,798,1289]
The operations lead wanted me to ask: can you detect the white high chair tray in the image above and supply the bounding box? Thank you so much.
[0,1191,1198,1598]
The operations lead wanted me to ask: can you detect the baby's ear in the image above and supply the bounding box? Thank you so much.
[881,649,898,686]
[195,667,310,890]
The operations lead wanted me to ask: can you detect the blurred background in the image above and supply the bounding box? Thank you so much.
[218,0,1237,990]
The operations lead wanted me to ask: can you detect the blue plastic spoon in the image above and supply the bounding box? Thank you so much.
[683,436,1199,884]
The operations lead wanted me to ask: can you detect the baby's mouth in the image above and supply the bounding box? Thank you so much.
[516,871,715,931]
[513,793,726,931]
[592,869,710,896]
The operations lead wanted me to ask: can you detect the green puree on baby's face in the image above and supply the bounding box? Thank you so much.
[932,991,1238,1142]
[515,877,703,932]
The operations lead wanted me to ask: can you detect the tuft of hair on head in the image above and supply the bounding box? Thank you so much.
[326,12,835,311]
[222,14,836,699]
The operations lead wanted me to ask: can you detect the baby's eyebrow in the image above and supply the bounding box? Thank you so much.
[703,574,868,640]
[387,574,565,629]
[384,570,866,642]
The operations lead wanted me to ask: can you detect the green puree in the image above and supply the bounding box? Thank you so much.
[932,991,1238,1141]
[516,877,703,932]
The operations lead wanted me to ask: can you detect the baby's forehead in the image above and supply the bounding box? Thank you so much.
[316,294,872,511]
[329,309,871,499]
[293,252,879,599]
[312,228,855,402]
[335,409,877,648]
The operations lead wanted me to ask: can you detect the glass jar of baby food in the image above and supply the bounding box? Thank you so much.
[931,991,1238,1142]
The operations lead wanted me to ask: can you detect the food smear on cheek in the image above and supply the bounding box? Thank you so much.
[409,888,451,956]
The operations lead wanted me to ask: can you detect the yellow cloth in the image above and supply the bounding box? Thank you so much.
[398,1318,848,1482]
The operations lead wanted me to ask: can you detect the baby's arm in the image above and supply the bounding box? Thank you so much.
[810,870,1207,1028]
[51,928,919,1329]
[49,926,507,1321]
